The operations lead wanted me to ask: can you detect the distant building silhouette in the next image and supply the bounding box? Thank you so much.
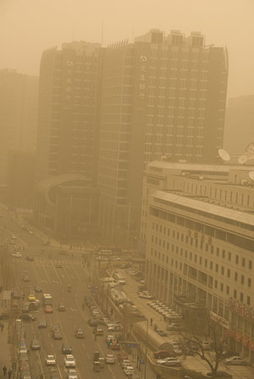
[37,41,102,182]
[0,70,38,185]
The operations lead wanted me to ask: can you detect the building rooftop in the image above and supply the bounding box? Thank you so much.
[147,160,254,173]
[153,190,254,228]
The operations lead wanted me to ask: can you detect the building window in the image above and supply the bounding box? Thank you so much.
[233,289,237,299]
[234,272,238,281]
[240,292,244,302]
[228,252,231,261]
[247,296,251,305]
[215,264,218,273]
[235,255,239,264]
[221,266,224,275]
[248,278,252,287]
[226,286,230,295]
[227,269,231,278]
[242,258,246,267]
[220,283,224,292]
[249,260,252,270]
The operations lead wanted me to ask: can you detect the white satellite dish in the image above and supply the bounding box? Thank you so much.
[248,171,254,181]
[218,149,231,162]
[238,155,248,164]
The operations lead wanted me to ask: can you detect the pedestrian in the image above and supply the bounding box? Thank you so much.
[7,368,12,378]
[0,323,4,332]
[3,365,7,376]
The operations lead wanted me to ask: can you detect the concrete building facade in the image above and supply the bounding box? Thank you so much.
[141,160,254,360]
[98,29,228,247]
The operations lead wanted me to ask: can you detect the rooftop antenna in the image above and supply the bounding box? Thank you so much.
[218,149,231,162]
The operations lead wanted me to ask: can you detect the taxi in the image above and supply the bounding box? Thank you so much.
[28,294,36,302]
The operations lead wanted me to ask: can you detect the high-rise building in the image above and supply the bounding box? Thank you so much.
[142,160,254,360]
[35,42,102,239]
[37,41,102,181]
[0,69,38,184]
[98,29,228,246]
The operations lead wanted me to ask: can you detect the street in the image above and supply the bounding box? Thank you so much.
[0,209,134,378]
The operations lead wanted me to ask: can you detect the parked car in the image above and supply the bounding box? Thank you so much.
[225,356,248,365]
[206,371,232,378]
[58,304,65,312]
[154,350,171,359]
[156,357,181,367]
[156,329,168,337]
[167,323,183,331]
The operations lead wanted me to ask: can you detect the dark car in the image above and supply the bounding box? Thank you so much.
[19,313,36,321]
[154,350,171,359]
[34,287,43,293]
[38,319,47,328]
[62,344,72,354]
[53,329,62,340]
[26,256,34,262]
[156,329,168,337]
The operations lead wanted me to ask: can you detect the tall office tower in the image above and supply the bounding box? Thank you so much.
[0,69,38,184]
[37,41,102,181]
[98,29,228,247]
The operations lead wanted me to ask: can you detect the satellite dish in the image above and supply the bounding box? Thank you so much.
[248,171,254,181]
[218,149,231,162]
[238,155,248,164]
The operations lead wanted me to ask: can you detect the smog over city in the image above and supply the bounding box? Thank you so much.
[0,1,254,378]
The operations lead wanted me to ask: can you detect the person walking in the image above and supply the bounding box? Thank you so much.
[7,368,12,378]
[3,365,7,376]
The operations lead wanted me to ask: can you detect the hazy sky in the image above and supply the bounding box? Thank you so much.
[1,0,254,97]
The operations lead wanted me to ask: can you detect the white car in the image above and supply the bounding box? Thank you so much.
[123,365,134,376]
[46,354,56,366]
[64,354,76,368]
[105,353,115,364]
[156,357,181,367]
[121,359,132,369]
[11,252,22,258]
[67,368,78,379]
[225,356,248,365]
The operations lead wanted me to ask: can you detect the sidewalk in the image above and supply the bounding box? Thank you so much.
[0,320,12,378]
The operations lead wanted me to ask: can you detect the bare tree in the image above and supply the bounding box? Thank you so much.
[181,325,226,377]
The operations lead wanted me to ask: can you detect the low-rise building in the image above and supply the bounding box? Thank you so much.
[141,160,254,360]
